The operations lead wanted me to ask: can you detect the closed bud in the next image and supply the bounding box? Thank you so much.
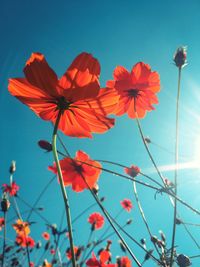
[177,254,191,267]
[144,249,154,261]
[144,137,151,144]
[38,140,52,152]
[9,161,16,174]
[140,238,146,245]
[173,46,187,68]
[151,235,158,244]
[126,219,132,225]
[1,197,10,212]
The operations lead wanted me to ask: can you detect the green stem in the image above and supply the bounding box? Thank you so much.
[170,67,182,267]
[52,109,76,267]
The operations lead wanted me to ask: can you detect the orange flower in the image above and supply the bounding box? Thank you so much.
[120,199,133,212]
[13,219,30,236]
[48,150,101,192]
[107,62,160,118]
[8,52,117,138]
[88,212,104,230]
[42,232,50,240]
[16,234,35,248]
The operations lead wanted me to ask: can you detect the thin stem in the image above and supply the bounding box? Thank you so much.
[96,159,163,188]
[1,212,6,267]
[135,116,165,186]
[133,180,161,259]
[52,109,76,267]
[110,213,163,266]
[170,67,182,267]
[26,175,56,221]
[80,174,142,267]
[80,229,94,265]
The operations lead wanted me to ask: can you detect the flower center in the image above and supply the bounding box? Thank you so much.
[73,162,84,173]
[57,97,71,110]
[127,89,140,98]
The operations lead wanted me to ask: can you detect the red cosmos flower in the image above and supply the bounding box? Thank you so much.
[42,232,50,240]
[86,252,116,267]
[120,199,133,212]
[29,262,34,267]
[118,256,132,267]
[2,182,19,196]
[88,212,104,230]
[66,246,79,260]
[16,234,35,248]
[107,62,160,118]
[0,217,5,230]
[8,52,117,138]
[124,165,140,178]
[48,150,101,192]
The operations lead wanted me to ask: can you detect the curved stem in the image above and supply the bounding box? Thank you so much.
[170,67,181,266]
[52,109,76,267]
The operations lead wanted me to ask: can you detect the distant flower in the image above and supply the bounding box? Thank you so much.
[117,256,132,267]
[0,217,5,230]
[173,46,187,68]
[120,199,133,212]
[124,165,140,178]
[50,249,55,255]
[2,181,19,196]
[16,234,35,248]
[13,219,30,236]
[107,62,160,119]
[29,262,34,267]
[88,212,104,230]
[42,232,50,241]
[66,246,79,260]
[86,252,116,267]
[49,150,102,192]
[8,52,117,138]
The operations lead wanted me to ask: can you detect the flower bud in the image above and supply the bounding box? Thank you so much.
[38,140,52,152]
[173,46,187,68]
[144,137,151,144]
[1,197,10,212]
[9,161,16,174]
[177,254,191,266]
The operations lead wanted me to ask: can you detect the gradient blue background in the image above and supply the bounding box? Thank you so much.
[1,0,200,266]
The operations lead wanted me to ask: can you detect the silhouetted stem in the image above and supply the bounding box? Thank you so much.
[52,110,76,267]
[170,67,181,267]
[1,212,6,267]
[133,180,161,259]
[80,174,142,267]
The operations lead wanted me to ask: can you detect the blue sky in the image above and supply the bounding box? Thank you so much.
[1,0,200,265]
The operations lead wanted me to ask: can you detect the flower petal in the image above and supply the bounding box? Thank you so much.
[24,53,59,97]
[59,52,100,101]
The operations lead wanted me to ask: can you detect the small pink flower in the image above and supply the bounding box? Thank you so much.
[124,165,140,178]
[120,199,133,212]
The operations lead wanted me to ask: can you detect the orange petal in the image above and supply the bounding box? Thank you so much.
[24,53,59,97]
[113,66,130,81]
[59,52,100,90]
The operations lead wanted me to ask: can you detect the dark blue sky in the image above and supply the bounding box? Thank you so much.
[1,0,200,265]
